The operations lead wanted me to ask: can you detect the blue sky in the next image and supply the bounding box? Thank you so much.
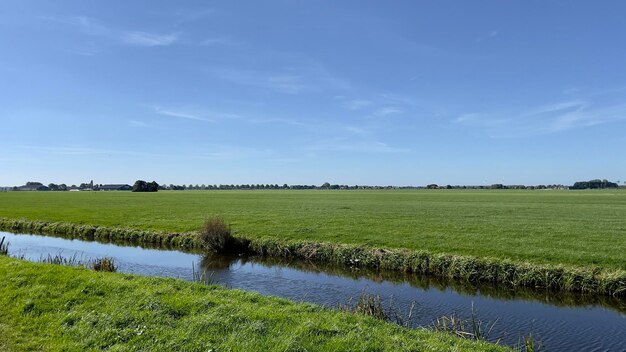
[1,1,625,186]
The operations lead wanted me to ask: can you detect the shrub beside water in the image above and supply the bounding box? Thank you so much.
[198,217,235,252]
[91,257,117,272]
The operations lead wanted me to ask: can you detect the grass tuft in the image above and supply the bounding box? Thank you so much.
[91,257,117,272]
[433,304,498,342]
[0,236,8,256]
[341,293,388,320]
[192,261,218,285]
[40,253,82,266]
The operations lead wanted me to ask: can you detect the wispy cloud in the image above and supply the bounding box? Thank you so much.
[476,29,500,43]
[305,138,409,153]
[200,36,243,46]
[374,106,405,117]
[196,145,274,160]
[149,105,305,127]
[550,103,626,131]
[43,16,179,48]
[154,107,213,122]
[123,31,179,47]
[207,62,349,94]
[454,100,626,136]
[128,120,148,127]
[208,67,307,94]
[19,145,163,157]
[342,99,372,110]
[344,125,369,135]
[19,144,275,162]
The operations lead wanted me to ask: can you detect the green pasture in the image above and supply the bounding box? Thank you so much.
[0,189,624,270]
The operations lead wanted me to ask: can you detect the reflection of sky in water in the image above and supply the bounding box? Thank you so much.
[2,231,625,352]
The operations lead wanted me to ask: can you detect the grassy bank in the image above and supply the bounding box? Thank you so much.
[2,217,625,296]
[0,256,506,351]
[0,190,624,270]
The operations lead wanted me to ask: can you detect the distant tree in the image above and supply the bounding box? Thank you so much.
[132,180,147,192]
[147,181,159,192]
[48,183,59,191]
[132,180,159,192]
[321,182,331,189]
[426,184,438,189]
[59,184,67,191]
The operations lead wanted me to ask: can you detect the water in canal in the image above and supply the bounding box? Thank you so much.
[2,231,625,351]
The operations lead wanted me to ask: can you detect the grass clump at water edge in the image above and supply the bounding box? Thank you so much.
[0,236,8,256]
[91,257,117,272]
[198,216,241,252]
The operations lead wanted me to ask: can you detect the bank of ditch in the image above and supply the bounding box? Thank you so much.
[1,217,624,297]
[0,256,508,351]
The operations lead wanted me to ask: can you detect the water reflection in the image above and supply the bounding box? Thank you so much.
[2,230,625,352]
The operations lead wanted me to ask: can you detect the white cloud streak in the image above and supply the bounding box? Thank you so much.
[305,139,409,153]
[374,107,405,116]
[454,100,626,136]
[154,107,213,122]
[206,62,349,95]
[123,31,179,47]
[44,16,179,48]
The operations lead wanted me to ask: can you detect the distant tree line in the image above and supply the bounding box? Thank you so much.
[159,183,421,191]
[570,179,618,190]
[7,179,624,192]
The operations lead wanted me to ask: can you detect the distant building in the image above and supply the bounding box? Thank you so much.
[98,184,132,191]
[15,182,49,191]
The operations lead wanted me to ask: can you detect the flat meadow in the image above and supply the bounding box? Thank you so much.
[1,189,624,270]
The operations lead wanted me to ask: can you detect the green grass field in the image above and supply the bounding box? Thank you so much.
[0,256,505,351]
[0,189,625,270]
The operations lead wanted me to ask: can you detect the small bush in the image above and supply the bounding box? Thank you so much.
[91,257,117,272]
[198,217,234,252]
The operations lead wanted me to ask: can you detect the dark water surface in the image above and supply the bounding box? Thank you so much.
[2,231,625,351]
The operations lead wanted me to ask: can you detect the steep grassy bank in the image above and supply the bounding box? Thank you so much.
[0,256,506,351]
[2,218,625,296]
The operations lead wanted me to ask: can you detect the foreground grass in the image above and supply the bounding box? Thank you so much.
[0,190,624,270]
[0,257,505,352]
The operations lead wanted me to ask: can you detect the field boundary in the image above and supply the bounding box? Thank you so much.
[1,217,624,297]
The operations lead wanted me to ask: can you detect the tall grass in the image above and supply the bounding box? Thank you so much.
[340,293,388,320]
[433,304,499,342]
[339,293,417,328]
[39,253,117,272]
[0,236,8,256]
[191,261,218,285]
[40,253,82,266]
